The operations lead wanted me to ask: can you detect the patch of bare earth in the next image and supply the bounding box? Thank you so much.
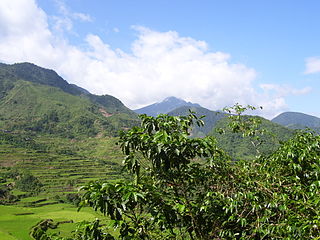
[99,108,113,117]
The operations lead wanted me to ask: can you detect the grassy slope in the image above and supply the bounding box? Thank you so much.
[0,79,139,137]
[0,80,92,118]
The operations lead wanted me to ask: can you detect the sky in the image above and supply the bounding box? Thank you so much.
[0,0,320,119]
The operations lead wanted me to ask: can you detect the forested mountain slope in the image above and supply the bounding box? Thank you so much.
[0,62,139,137]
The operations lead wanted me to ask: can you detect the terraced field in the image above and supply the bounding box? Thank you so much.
[0,136,125,194]
[0,136,125,239]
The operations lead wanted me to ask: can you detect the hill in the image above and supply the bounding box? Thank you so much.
[134,96,201,116]
[272,111,320,132]
[0,62,139,137]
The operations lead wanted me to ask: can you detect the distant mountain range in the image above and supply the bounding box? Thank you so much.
[2,61,320,162]
[0,62,138,137]
[134,96,201,117]
[1,61,319,141]
[135,96,320,159]
[136,96,320,133]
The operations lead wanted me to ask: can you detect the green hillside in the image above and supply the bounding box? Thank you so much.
[0,62,139,137]
[0,61,136,238]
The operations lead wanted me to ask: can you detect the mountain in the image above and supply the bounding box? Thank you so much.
[134,96,201,117]
[210,116,295,160]
[272,112,320,132]
[0,62,139,137]
[168,105,226,136]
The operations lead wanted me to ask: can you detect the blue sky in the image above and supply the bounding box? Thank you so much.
[1,0,320,118]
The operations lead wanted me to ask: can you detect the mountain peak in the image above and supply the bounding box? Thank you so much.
[134,96,201,117]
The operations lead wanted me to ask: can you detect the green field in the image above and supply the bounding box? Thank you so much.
[0,202,102,239]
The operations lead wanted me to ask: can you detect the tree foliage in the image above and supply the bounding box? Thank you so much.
[15,172,43,194]
[33,106,320,239]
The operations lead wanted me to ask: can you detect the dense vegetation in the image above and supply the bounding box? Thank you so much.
[30,105,320,239]
[211,116,295,160]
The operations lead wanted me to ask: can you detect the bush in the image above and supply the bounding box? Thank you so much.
[15,173,43,194]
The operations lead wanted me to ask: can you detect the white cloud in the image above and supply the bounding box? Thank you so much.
[72,12,92,22]
[0,0,55,63]
[260,84,312,96]
[0,0,310,119]
[54,0,92,22]
[257,84,312,118]
[51,0,92,33]
[304,57,320,74]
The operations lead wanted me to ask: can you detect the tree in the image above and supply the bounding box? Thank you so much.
[16,172,43,194]
[32,106,320,239]
[79,112,233,239]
